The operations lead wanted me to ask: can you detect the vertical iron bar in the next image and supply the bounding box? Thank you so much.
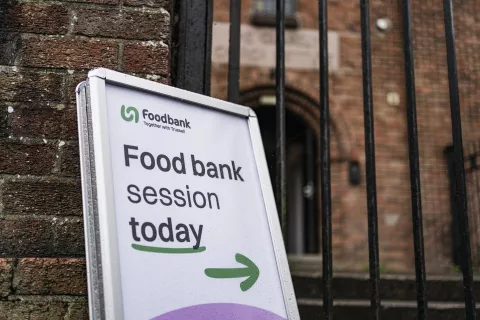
[174,0,213,95]
[204,0,213,95]
[445,146,462,266]
[467,143,479,268]
[227,0,241,103]
[400,0,428,319]
[318,0,333,318]
[360,0,380,318]
[442,0,476,317]
[276,0,287,239]
[473,142,480,268]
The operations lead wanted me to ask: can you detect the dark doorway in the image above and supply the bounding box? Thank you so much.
[255,107,319,254]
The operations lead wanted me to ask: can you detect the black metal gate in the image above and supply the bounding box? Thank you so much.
[466,142,480,272]
[172,0,477,319]
[447,142,480,273]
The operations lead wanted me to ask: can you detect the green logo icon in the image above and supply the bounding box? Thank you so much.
[121,105,139,123]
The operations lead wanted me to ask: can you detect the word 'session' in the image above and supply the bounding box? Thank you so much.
[123,145,245,252]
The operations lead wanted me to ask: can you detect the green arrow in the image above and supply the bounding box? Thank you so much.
[204,253,260,292]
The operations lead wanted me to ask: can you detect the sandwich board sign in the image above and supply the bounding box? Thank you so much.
[76,68,300,320]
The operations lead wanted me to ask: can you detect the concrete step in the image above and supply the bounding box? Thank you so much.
[297,299,478,320]
[288,255,480,302]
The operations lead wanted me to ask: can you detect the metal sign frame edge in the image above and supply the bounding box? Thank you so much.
[76,68,300,320]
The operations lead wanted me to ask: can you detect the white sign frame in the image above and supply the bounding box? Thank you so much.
[76,68,299,320]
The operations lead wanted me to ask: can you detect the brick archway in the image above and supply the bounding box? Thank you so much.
[239,85,353,162]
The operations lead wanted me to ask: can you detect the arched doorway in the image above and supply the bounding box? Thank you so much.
[255,107,318,254]
[240,86,324,254]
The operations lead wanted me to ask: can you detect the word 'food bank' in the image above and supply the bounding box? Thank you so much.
[124,145,245,181]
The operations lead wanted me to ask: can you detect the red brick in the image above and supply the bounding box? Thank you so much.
[60,144,80,178]
[11,108,78,140]
[295,0,317,29]
[124,0,170,7]
[3,3,69,35]
[123,42,169,74]
[0,259,14,298]
[0,71,64,102]
[66,72,89,103]
[328,0,361,32]
[0,219,56,257]
[340,35,362,71]
[145,75,169,85]
[0,106,11,138]
[64,300,89,320]
[212,0,230,23]
[14,258,86,295]
[0,217,84,257]
[0,142,56,175]
[3,180,82,216]
[63,0,118,3]
[331,74,362,97]
[54,218,85,256]
[0,299,68,319]
[73,7,169,42]
[20,37,118,70]
[0,33,21,66]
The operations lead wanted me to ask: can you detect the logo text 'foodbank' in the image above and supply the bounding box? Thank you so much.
[121,105,191,130]
[121,105,139,123]
[143,109,191,129]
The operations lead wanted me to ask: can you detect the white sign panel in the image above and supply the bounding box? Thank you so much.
[212,22,340,71]
[76,69,299,320]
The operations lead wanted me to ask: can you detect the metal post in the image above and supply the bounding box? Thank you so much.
[227,0,241,103]
[400,0,428,318]
[173,0,213,95]
[360,0,380,318]
[318,0,333,318]
[276,0,287,240]
[442,0,476,318]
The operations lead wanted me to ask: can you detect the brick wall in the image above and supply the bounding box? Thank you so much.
[0,0,171,318]
[413,0,480,272]
[211,0,480,274]
[212,0,412,273]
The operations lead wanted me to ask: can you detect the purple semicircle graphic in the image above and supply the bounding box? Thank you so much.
[151,303,287,320]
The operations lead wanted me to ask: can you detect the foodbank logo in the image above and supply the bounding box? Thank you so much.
[121,105,139,123]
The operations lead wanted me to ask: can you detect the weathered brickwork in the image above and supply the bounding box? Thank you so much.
[0,0,172,318]
[211,0,480,274]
